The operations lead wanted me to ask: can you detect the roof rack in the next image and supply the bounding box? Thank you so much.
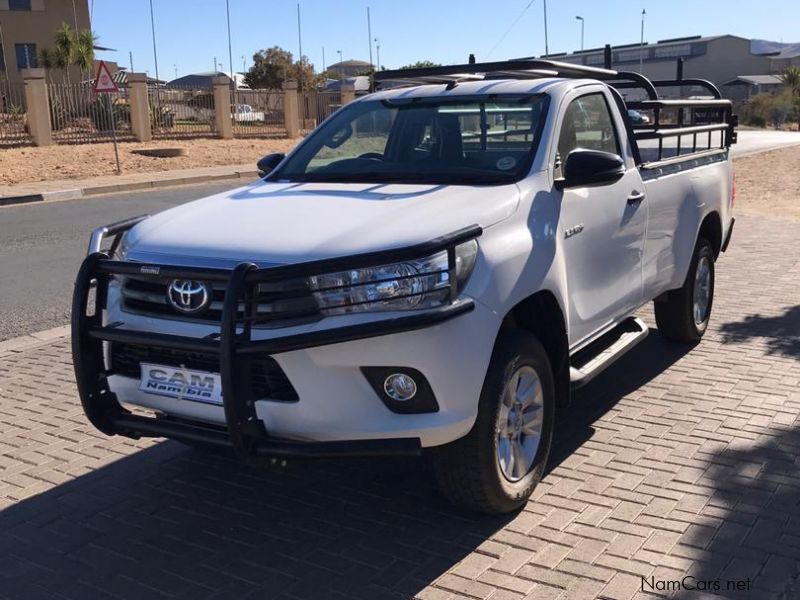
[372,49,735,167]
[374,57,659,99]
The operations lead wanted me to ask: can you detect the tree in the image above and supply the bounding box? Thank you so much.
[74,29,98,78]
[53,23,76,83]
[781,66,800,93]
[399,60,442,70]
[780,66,800,130]
[37,48,55,82]
[243,46,321,90]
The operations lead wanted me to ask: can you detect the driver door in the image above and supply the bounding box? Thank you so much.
[556,90,647,348]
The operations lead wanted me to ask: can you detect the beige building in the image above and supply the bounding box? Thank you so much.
[521,35,799,99]
[0,0,90,83]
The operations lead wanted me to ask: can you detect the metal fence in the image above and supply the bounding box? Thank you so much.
[48,82,135,144]
[0,81,32,147]
[299,91,342,134]
[231,89,286,138]
[151,86,216,139]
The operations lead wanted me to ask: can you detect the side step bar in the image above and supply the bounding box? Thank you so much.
[569,317,649,389]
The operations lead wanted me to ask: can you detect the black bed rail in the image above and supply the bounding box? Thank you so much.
[72,222,483,462]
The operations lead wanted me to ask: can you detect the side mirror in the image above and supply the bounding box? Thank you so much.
[257,153,285,177]
[556,149,625,189]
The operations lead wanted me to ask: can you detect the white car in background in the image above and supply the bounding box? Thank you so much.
[233,104,266,122]
[73,59,735,513]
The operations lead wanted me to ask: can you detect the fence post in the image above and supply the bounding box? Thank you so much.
[127,73,152,142]
[212,76,233,139]
[282,80,300,139]
[340,80,357,105]
[22,69,52,147]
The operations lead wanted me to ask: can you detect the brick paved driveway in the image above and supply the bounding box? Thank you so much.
[1,213,798,600]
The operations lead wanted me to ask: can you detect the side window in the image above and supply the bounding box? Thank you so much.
[557,93,620,160]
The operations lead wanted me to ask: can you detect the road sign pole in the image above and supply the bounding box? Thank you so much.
[109,99,121,174]
[93,60,122,175]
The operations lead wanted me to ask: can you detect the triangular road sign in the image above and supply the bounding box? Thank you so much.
[93,60,119,94]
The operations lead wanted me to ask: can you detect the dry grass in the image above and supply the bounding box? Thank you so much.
[733,145,800,219]
[0,138,301,186]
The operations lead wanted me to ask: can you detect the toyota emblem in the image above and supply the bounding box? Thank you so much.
[166,280,211,314]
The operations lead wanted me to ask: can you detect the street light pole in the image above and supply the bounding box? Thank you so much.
[543,0,549,56]
[575,16,584,52]
[374,38,380,71]
[367,7,373,70]
[640,8,646,74]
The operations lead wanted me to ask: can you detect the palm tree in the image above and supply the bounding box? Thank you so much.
[74,29,97,79]
[781,67,800,130]
[53,23,76,83]
[781,66,800,93]
[37,47,55,82]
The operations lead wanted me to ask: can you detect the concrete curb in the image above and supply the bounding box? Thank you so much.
[0,325,71,358]
[0,168,259,208]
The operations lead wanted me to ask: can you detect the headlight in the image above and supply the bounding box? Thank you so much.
[309,240,478,315]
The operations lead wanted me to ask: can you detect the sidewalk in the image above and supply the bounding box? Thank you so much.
[1,212,799,600]
[0,163,259,206]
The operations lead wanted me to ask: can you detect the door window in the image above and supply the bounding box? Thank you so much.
[557,93,620,160]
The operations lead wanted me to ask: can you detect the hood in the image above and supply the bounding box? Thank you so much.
[123,180,520,266]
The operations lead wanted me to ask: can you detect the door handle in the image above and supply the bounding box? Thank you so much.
[627,191,646,205]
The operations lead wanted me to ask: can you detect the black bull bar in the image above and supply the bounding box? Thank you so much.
[71,216,482,464]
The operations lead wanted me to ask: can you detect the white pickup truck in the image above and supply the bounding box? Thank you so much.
[72,59,735,514]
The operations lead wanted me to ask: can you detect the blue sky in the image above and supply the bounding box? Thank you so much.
[90,0,800,79]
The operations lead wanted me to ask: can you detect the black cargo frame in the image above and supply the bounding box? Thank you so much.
[374,56,736,168]
[72,221,482,463]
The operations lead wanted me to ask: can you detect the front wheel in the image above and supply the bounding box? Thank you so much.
[432,330,555,514]
[654,237,715,343]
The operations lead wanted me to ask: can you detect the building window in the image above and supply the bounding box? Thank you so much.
[653,44,692,59]
[15,43,37,70]
[9,0,33,10]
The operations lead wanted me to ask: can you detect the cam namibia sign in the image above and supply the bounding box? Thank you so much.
[92,60,119,94]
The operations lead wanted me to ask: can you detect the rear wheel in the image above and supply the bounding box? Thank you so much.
[432,329,555,514]
[654,237,715,342]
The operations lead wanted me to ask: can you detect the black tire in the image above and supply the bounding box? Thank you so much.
[432,329,556,514]
[654,237,715,343]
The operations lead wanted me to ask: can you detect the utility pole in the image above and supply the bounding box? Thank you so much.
[322,47,326,73]
[367,7,373,70]
[149,0,160,83]
[543,0,549,56]
[374,38,380,71]
[128,51,134,73]
[226,0,235,89]
[575,16,584,52]
[639,9,646,73]
[296,3,303,90]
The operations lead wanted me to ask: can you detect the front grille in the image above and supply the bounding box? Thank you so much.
[109,342,299,402]
[120,276,322,328]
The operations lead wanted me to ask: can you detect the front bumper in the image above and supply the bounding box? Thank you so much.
[72,221,487,464]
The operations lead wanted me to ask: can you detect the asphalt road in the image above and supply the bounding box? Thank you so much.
[732,129,800,156]
[1,129,798,342]
[0,181,244,341]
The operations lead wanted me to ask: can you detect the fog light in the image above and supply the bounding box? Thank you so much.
[383,373,418,401]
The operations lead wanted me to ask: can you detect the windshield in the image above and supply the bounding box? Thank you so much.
[271,94,549,185]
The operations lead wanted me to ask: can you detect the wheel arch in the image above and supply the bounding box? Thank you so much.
[501,290,570,409]
[699,210,723,259]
